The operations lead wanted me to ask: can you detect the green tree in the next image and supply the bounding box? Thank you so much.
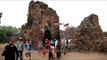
[103,32,107,37]
[0,26,20,43]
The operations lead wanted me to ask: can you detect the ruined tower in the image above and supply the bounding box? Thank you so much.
[21,1,60,48]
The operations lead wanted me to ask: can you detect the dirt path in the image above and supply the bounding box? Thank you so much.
[1,44,107,60]
[30,51,107,60]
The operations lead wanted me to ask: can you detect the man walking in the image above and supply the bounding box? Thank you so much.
[2,40,19,60]
[16,37,24,60]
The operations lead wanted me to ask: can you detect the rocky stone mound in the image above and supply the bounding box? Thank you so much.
[71,14,104,51]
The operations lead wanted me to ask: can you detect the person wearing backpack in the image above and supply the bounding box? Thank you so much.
[25,40,32,60]
[51,38,55,46]
[2,40,19,60]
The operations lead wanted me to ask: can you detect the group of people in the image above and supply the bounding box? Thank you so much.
[61,39,72,54]
[2,36,71,60]
[2,37,32,60]
[37,38,62,60]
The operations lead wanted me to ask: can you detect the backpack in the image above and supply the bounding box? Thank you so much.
[51,39,54,44]
[25,43,32,50]
[29,43,32,50]
[2,50,7,56]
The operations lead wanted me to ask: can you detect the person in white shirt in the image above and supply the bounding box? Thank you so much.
[55,39,58,49]
[16,37,24,60]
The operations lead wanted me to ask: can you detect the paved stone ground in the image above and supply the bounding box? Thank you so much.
[1,44,107,60]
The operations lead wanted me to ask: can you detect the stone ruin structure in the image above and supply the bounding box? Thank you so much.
[20,1,106,51]
[21,1,59,48]
[71,14,104,51]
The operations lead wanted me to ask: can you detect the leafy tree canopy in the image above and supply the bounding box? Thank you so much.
[0,26,20,43]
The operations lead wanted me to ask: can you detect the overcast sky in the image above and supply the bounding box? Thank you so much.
[0,0,107,31]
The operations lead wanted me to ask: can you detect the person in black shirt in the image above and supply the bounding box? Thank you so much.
[2,45,9,60]
[2,40,19,60]
[56,45,61,60]
[48,47,54,60]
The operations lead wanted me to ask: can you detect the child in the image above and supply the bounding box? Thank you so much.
[50,45,55,58]
[48,47,54,60]
[25,40,32,60]
[24,53,30,60]
[56,45,61,60]
[38,40,43,54]
[42,47,46,57]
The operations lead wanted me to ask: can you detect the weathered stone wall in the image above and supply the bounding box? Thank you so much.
[21,1,59,48]
[71,14,104,51]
